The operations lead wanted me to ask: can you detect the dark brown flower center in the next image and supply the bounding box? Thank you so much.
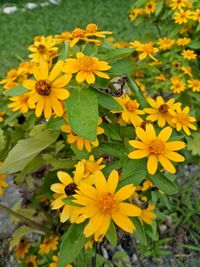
[38,44,47,54]
[159,104,168,113]
[65,182,77,196]
[35,80,51,96]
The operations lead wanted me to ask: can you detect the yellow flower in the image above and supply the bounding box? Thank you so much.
[16,239,29,259]
[114,94,144,126]
[179,66,192,77]
[8,92,31,113]
[85,23,112,38]
[39,236,58,255]
[63,52,111,84]
[73,170,141,241]
[181,49,197,60]
[191,9,200,22]
[128,124,185,174]
[84,240,94,250]
[0,169,8,196]
[144,0,156,14]
[168,0,191,10]
[170,76,186,93]
[61,119,104,152]
[174,9,191,24]
[172,106,196,135]
[129,8,144,21]
[54,31,71,44]
[23,59,71,119]
[157,37,175,50]
[176,37,191,46]
[25,255,38,267]
[50,255,72,267]
[28,36,58,62]
[51,163,94,223]
[188,79,200,92]
[130,41,158,61]
[140,179,153,192]
[139,204,157,225]
[69,27,100,47]
[0,112,5,123]
[144,96,181,127]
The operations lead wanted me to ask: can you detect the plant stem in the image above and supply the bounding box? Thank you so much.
[0,203,52,234]
[92,242,97,267]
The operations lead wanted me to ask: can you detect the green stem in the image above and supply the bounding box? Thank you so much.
[0,203,52,234]
[127,78,148,108]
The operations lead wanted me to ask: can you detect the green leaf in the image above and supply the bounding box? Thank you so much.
[101,47,134,62]
[110,58,135,76]
[92,88,123,111]
[102,123,121,141]
[188,40,200,49]
[106,221,117,246]
[0,129,59,174]
[187,132,200,156]
[59,41,69,60]
[127,78,148,108]
[46,117,65,130]
[96,142,125,157]
[4,85,28,96]
[0,128,7,153]
[58,223,88,267]
[65,88,98,141]
[132,218,147,245]
[155,0,164,16]
[145,221,159,241]
[63,196,80,206]
[148,172,178,194]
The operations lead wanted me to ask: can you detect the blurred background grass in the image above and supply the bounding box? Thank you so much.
[0,0,138,77]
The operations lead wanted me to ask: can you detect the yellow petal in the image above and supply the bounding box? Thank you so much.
[60,204,72,223]
[85,72,95,84]
[129,140,147,149]
[115,185,135,201]
[94,216,111,241]
[39,58,49,79]
[165,141,185,151]
[35,96,44,117]
[147,155,158,174]
[165,151,185,162]
[84,214,104,237]
[49,60,63,82]
[50,183,65,193]
[128,150,149,159]
[53,74,72,87]
[158,127,172,142]
[107,170,118,193]
[57,171,73,185]
[95,171,107,192]
[119,203,141,216]
[112,212,135,233]
[158,155,176,173]
[23,80,36,90]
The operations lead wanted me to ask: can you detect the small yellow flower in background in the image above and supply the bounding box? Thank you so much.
[28,36,58,62]
[188,79,200,92]
[0,168,8,196]
[61,119,104,152]
[168,0,191,10]
[63,52,111,84]
[191,8,200,22]
[176,37,191,46]
[130,41,158,61]
[144,96,181,127]
[129,8,144,21]
[172,106,197,135]
[23,59,71,119]
[73,170,141,241]
[50,255,72,267]
[85,23,112,38]
[25,255,38,267]
[39,236,58,255]
[139,204,157,225]
[182,49,197,60]
[0,111,5,123]
[174,9,191,24]
[128,124,185,174]
[54,31,71,44]
[155,74,166,81]
[138,179,154,192]
[170,76,186,93]
[157,37,175,50]
[15,239,30,259]
[114,94,144,127]
[179,66,192,77]
[144,0,156,14]
[69,27,101,47]
[8,93,31,114]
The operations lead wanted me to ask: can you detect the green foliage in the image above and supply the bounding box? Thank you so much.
[4,85,28,96]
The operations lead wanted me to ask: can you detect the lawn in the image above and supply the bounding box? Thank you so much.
[0,0,137,77]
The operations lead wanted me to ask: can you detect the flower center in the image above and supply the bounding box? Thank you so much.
[125,100,138,112]
[159,104,168,113]
[35,80,52,96]
[177,113,189,125]
[72,28,85,38]
[98,192,117,215]
[86,23,98,33]
[149,139,165,155]
[37,44,47,54]
[64,182,77,196]
[77,56,96,71]
[143,43,154,53]
[19,95,29,104]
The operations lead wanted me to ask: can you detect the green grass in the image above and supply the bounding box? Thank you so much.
[0,0,137,77]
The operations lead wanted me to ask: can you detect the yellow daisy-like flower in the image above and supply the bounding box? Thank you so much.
[168,0,191,10]
[69,27,100,47]
[85,23,112,38]
[191,9,200,22]
[139,204,157,225]
[176,37,191,46]
[172,106,196,135]
[114,94,144,127]
[157,37,175,51]
[63,52,111,84]
[130,41,158,61]
[50,255,72,267]
[28,36,58,63]
[144,0,156,14]
[179,66,192,77]
[61,119,104,152]
[170,76,186,93]
[129,8,144,21]
[54,31,71,44]
[8,92,31,114]
[51,163,94,223]
[39,236,58,255]
[25,255,38,267]
[23,59,71,119]
[128,124,185,174]
[144,96,181,127]
[73,170,141,241]
[181,49,197,60]
[188,79,200,92]
[16,239,30,259]
[174,9,191,24]
[0,171,8,196]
